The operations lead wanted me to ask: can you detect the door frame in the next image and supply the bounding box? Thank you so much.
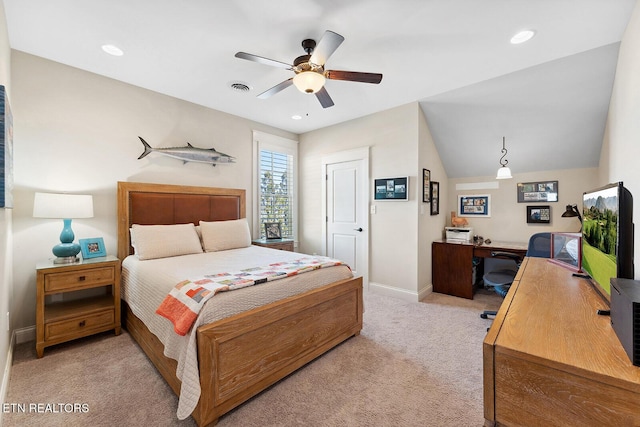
[321,146,370,289]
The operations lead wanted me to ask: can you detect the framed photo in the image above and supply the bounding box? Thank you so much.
[0,85,13,208]
[374,177,408,201]
[264,222,282,240]
[458,194,491,217]
[422,169,431,203]
[430,181,439,215]
[548,232,583,273]
[527,205,551,224]
[517,180,558,203]
[79,237,107,259]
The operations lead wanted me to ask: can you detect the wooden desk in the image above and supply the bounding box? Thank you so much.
[483,257,640,426]
[432,240,527,299]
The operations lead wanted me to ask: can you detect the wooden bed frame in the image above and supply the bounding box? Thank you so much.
[117,181,363,426]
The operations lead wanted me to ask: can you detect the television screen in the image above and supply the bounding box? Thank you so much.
[581,182,634,296]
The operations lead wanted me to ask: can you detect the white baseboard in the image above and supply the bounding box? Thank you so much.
[418,284,433,301]
[369,282,418,302]
[368,282,433,303]
[15,326,35,345]
[0,330,15,425]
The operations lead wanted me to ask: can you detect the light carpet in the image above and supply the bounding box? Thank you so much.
[3,290,501,426]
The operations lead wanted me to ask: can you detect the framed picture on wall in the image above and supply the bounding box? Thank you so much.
[422,169,431,203]
[458,194,491,217]
[0,85,13,208]
[526,205,551,224]
[374,177,409,201]
[517,181,558,203]
[430,181,439,215]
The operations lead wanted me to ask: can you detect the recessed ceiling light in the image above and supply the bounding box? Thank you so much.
[510,29,536,45]
[291,115,302,120]
[101,44,124,56]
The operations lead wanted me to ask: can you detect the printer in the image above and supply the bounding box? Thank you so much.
[445,227,474,242]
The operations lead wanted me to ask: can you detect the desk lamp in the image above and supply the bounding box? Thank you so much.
[561,204,583,232]
[33,192,94,264]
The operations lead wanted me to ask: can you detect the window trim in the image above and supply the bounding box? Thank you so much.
[252,131,299,243]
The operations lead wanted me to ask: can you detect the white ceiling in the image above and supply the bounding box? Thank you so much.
[2,0,636,178]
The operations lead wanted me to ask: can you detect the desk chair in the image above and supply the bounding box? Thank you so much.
[480,233,557,319]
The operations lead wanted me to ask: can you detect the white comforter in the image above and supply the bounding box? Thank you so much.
[121,245,353,419]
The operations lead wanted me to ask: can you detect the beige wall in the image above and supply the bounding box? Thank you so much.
[446,168,598,243]
[300,98,598,300]
[417,107,448,295]
[605,0,640,279]
[10,51,296,331]
[0,0,13,410]
[300,103,447,300]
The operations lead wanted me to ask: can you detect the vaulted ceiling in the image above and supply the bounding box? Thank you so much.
[3,0,636,177]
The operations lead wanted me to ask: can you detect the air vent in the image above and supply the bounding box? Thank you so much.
[229,82,251,92]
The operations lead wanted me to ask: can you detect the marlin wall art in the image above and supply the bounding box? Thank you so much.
[137,137,236,166]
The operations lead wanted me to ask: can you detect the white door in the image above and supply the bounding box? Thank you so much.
[325,157,368,284]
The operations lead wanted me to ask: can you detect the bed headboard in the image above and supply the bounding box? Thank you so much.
[117,181,246,260]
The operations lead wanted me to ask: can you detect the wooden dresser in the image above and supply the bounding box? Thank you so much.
[483,257,640,426]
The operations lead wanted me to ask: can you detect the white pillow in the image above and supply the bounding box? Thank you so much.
[130,223,203,260]
[199,218,251,252]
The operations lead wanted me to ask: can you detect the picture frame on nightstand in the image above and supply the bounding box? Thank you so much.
[264,222,282,240]
[79,237,107,259]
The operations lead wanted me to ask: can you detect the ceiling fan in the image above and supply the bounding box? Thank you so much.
[235,30,383,108]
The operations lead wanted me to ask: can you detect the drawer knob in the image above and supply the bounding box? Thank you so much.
[79,320,86,327]
[78,276,86,281]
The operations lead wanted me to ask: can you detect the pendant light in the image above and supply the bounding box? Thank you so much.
[496,136,512,180]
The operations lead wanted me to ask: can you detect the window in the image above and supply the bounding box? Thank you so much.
[253,132,298,240]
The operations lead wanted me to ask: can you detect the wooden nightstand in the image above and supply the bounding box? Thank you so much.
[252,238,294,252]
[36,255,121,358]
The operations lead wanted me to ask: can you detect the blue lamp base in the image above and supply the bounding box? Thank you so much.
[52,243,81,264]
[52,218,81,264]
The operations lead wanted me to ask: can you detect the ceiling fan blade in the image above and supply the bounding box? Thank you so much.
[310,30,344,66]
[326,70,383,84]
[315,86,334,108]
[257,78,294,99]
[235,52,293,70]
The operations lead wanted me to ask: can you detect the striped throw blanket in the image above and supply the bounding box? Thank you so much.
[156,256,348,336]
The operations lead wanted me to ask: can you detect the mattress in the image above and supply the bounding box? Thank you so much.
[121,245,353,419]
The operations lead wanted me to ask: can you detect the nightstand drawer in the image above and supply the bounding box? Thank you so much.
[44,267,115,293]
[45,309,114,341]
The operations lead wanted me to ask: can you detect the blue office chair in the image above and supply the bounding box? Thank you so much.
[480,233,558,319]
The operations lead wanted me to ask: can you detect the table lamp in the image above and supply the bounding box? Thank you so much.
[33,192,94,264]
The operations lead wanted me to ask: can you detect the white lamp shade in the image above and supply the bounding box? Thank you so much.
[496,166,513,180]
[33,193,94,219]
[293,71,326,94]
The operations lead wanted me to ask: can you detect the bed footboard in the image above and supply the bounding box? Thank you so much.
[124,275,363,426]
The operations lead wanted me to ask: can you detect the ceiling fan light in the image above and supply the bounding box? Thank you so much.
[293,71,325,94]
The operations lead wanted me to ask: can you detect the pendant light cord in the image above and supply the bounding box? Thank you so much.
[499,136,509,167]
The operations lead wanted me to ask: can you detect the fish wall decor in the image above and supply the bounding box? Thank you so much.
[137,137,236,166]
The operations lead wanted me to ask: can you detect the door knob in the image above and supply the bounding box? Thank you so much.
[354,227,363,232]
